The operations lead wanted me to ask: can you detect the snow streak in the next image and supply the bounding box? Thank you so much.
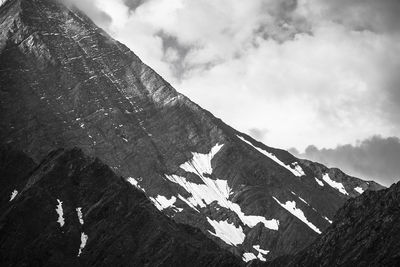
[237,135,305,177]
[273,197,321,234]
[76,207,84,225]
[9,190,18,201]
[322,173,349,195]
[78,232,88,257]
[55,199,65,227]
[207,218,245,246]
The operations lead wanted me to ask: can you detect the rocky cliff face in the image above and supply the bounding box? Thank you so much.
[266,182,400,267]
[0,146,241,266]
[0,0,384,262]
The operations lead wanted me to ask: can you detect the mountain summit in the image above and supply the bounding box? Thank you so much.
[0,0,384,262]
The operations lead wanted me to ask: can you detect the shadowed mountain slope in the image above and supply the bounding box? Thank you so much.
[0,146,241,266]
[264,182,400,266]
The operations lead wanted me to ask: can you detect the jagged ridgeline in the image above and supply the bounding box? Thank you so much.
[266,182,400,267]
[0,0,384,263]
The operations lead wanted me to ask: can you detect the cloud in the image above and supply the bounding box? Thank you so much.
[123,0,148,12]
[314,0,400,34]
[290,136,400,186]
[65,0,112,28]
[249,128,269,140]
[72,0,400,154]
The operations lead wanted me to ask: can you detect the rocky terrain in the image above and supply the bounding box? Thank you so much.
[0,145,241,266]
[264,182,400,266]
[0,0,384,263]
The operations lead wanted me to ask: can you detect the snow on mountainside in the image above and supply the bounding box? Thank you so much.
[266,182,400,267]
[0,0,385,262]
[237,135,306,177]
[0,146,241,266]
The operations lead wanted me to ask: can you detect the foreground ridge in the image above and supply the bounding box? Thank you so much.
[0,146,241,266]
[266,182,400,266]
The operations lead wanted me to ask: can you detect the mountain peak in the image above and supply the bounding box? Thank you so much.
[0,0,385,262]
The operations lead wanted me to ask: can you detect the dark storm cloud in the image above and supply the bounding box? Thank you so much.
[319,0,400,34]
[291,136,400,186]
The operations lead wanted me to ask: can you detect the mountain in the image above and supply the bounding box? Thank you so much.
[0,145,241,266]
[265,182,400,266]
[0,0,384,262]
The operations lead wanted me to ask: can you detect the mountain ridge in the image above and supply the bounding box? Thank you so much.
[0,0,384,262]
[0,145,242,266]
[263,181,400,266]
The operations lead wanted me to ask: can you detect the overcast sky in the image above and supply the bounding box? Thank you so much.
[72,0,400,186]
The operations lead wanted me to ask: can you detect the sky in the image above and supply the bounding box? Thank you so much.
[71,0,400,186]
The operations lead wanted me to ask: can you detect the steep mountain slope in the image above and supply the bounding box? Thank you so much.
[0,146,241,266]
[0,0,384,261]
[266,182,400,267]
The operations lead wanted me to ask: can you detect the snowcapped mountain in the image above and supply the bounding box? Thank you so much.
[0,0,384,263]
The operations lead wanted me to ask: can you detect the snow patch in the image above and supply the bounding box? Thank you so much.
[354,187,364,194]
[177,194,199,212]
[242,252,258,262]
[76,207,84,225]
[298,196,309,206]
[324,216,333,224]
[322,173,349,195]
[273,197,321,234]
[253,245,269,261]
[237,135,305,177]
[127,177,145,192]
[166,143,279,231]
[149,195,182,212]
[292,162,306,176]
[315,178,324,186]
[207,218,245,246]
[77,232,88,257]
[56,199,65,227]
[180,143,224,176]
[166,175,279,230]
[291,191,310,206]
[9,190,18,201]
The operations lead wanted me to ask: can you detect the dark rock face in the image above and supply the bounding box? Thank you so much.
[270,182,400,267]
[0,146,241,266]
[0,144,37,207]
[0,0,384,262]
